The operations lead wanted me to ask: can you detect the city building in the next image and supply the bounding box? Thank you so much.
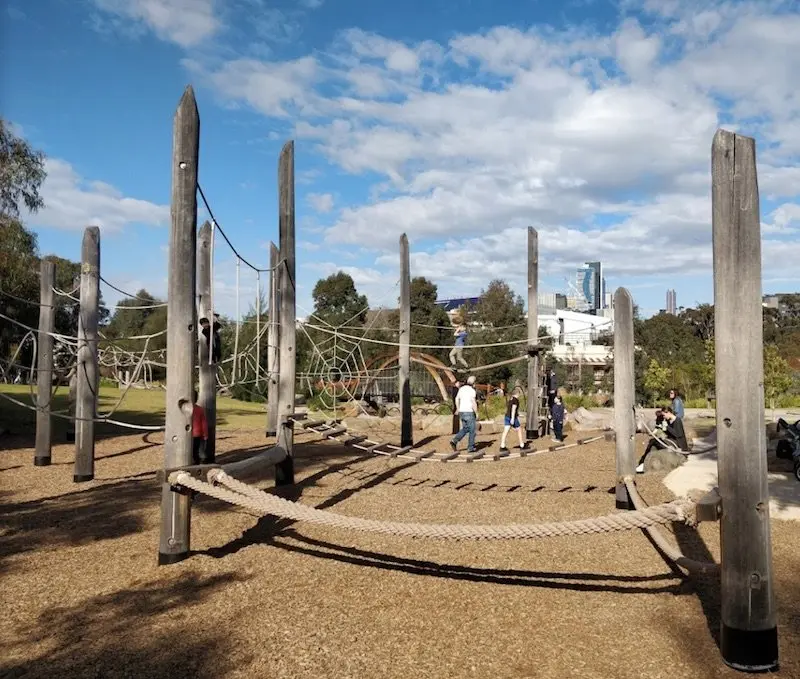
[666,289,677,315]
[435,293,567,323]
[575,261,606,315]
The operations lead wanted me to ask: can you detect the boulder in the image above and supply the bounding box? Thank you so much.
[645,448,686,473]
[570,407,614,431]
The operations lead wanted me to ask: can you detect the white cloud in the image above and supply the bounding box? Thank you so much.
[26,158,168,233]
[90,0,220,48]
[307,192,334,213]
[90,0,800,305]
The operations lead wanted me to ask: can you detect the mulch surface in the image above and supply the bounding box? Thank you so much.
[1,422,798,679]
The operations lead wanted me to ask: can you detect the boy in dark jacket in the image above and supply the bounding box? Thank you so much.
[550,395,566,442]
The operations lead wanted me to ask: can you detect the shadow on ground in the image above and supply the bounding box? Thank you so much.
[0,572,246,679]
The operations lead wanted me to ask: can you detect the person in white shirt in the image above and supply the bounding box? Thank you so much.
[450,375,479,453]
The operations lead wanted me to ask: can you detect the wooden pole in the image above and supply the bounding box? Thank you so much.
[197,220,216,462]
[158,85,200,566]
[275,141,296,486]
[399,233,412,446]
[34,259,55,466]
[613,287,635,510]
[73,226,100,482]
[525,227,540,440]
[266,241,280,437]
[712,129,778,671]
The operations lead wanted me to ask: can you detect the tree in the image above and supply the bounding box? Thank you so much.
[764,345,792,410]
[311,272,369,328]
[470,279,526,384]
[0,119,46,218]
[680,303,714,341]
[643,358,670,407]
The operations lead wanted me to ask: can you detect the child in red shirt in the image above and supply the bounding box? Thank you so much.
[192,390,209,464]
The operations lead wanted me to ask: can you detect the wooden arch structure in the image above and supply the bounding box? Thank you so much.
[362,351,457,402]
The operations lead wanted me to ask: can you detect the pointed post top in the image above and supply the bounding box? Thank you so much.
[175,85,199,124]
[613,287,632,306]
[400,233,408,245]
[82,225,100,245]
[198,220,212,237]
[280,140,294,157]
[270,241,278,253]
[528,225,538,237]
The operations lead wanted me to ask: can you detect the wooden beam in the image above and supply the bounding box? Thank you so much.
[399,233,413,446]
[526,227,540,440]
[34,259,55,466]
[613,287,635,510]
[266,241,280,436]
[158,85,200,566]
[74,226,100,482]
[196,221,216,462]
[712,129,778,671]
[275,141,296,486]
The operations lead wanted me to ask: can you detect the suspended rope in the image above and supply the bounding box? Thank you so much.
[255,271,261,390]
[232,258,241,384]
[208,220,216,366]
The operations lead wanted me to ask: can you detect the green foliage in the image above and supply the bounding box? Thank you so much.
[311,272,369,327]
[764,345,792,409]
[0,119,46,217]
[643,358,670,406]
[467,279,526,384]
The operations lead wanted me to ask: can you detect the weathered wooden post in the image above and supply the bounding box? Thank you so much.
[525,227,540,440]
[275,141,296,486]
[712,129,778,671]
[399,233,412,446]
[73,226,100,482]
[266,241,280,437]
[34,259,55,466]
[158,85,200,565]
[196,220,216,462]
[613,287,635,510]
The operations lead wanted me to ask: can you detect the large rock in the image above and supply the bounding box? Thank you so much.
[645,448,686,473]
[570,407,613,431]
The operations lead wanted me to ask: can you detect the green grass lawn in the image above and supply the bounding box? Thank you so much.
[0,383,267,438]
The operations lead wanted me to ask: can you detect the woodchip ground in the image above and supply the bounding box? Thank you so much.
[2,415,799,679]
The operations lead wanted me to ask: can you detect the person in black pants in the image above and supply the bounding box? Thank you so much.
[550,395,566,442]
[636,407,689,472]
[199,315,222,363]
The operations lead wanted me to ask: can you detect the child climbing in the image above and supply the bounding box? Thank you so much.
[199,315,222,364]
[192,390,210,464]
[449,323,469,370]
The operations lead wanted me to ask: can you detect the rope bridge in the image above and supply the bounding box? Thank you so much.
[297,418,605,462]
[170,468,699,541]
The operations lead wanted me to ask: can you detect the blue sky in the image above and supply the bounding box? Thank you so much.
[4,0,800,321]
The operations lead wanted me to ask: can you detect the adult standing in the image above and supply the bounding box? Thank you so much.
[450,375,479,453]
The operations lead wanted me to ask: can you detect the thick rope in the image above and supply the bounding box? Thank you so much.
[623,477,719,575]
[173,470,694,540]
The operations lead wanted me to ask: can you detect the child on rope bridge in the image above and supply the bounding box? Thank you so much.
[192,390,210,464]
[449,323,469,370]
[499,384,529,452]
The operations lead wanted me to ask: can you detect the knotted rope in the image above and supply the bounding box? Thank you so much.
[171,470,696,541]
